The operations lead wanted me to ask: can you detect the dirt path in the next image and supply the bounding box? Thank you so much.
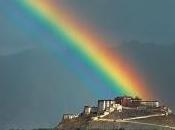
[97,114,175,129]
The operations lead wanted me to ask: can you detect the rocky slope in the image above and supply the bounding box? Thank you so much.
[57,112,175,130]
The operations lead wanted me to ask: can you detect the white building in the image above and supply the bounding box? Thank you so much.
[62,114,79,120]
[84,106,91,115]
[114,104,122,112]
[141,101,160,108]
[91,106,98,113]
[84,106,98,115]
[98,100,115,112]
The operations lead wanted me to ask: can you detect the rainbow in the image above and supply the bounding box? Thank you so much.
[14,0,151,98]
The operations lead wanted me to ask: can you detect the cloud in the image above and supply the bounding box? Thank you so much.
[61,0,175,43]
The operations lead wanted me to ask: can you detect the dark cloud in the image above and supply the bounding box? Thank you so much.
[61,0,175,43]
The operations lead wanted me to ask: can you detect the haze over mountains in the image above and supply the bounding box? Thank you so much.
[0,42,175,129]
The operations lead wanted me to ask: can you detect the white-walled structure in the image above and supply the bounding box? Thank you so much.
[98,100,115,112]
[115,104,123,112]
[91,106,98,113]
[141,101,160,108]
[84,106,98,115]
[63,114,79,120]
[84,106,91,115]
[98,100,106,112]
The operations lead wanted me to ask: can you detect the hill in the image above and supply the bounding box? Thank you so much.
[57,96,175,130]
[58,113,175,130]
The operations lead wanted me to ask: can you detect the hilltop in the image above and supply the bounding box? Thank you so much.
[57,96,175,130]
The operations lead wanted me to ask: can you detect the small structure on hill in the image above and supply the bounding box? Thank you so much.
[140,100,160,108]
[62,114,79,120]
[84,106,98,115]
[115,96,141,107]
[115,96,160,108]
[98,100,115,113]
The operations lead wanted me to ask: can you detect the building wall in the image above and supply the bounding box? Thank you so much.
[98,100,106,112]
[91,107,98,113]
[141,101,159,108]
[98,100,115,112]
[84,106,98,115]
[84,106,91,115]
[63,114,78,120]
[115,96,142,107]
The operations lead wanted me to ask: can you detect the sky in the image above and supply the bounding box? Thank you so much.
[0,0,175,129]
